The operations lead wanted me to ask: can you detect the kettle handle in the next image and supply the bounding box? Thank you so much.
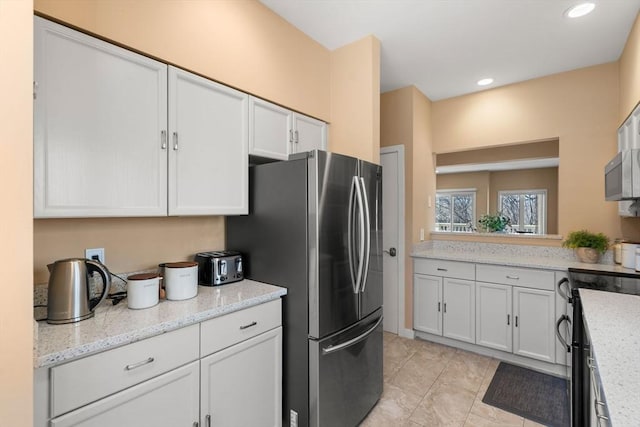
[86,259,111,311]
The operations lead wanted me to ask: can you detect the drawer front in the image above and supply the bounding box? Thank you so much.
[200,299,282,357]
[476,264,554,290]
[413,258,475,280]
[51,324,199,417]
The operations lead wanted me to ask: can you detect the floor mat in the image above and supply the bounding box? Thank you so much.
[482,362,569,427]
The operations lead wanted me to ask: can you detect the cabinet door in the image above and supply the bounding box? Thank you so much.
[168,66,248,215]
[201,327,282,427]
[50,362,200,427]
[443,278,475,343]
[34,17,168,218]
[476,282,512,352]
[249,97,291,160]
[413,274,442,335]
[291,113,327,154]
[513,287,555,363]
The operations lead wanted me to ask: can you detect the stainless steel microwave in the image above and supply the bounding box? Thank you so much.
[605,149,640,200]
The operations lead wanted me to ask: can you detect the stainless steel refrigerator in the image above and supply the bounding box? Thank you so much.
[227,150,383,427]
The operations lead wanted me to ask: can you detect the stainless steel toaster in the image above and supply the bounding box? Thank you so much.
[194,250,243,286]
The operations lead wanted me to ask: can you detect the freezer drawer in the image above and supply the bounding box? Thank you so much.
[308,309,383,427]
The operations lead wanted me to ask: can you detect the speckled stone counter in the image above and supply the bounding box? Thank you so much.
[580,289,640,427]
[411,240,622,272]
[34,279,286,369]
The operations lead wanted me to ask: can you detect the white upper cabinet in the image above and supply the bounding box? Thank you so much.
[291,113,327,155]
[34,17,168,218]
[248,97,327,160]
[168,67,248,215]
[249,97,291,160]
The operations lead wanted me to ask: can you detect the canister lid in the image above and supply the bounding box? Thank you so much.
[164,261,198,268]
[128,273,159,281]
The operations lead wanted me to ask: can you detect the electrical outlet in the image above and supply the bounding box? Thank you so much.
[85,248,105,264]
[420,228,425,241]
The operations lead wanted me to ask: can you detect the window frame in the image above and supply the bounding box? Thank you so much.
[435,188,476,232]
[497,189,547,234]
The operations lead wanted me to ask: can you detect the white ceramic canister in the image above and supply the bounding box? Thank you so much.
[127,273,160,309]
[164,261,198,301]
[622,243,639,269]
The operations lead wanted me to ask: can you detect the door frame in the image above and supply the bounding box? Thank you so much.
[380,145,412,339]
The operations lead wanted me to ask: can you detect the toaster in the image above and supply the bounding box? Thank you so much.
[194,250,244,286]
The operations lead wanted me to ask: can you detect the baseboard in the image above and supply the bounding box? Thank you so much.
[398,328,415,339]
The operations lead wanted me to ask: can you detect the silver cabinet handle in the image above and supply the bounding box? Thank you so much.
[437,302,441,312]
[436,268,448,272]
[193,422,199,427]
[507,314,510,325]
[443,302,447,313]
[239,321,257,330]
[506,275,519,280]
[515,316,519,327]
[205,414,211,427]
[289,129,294,143]
[294,130,299,143]
[125,357,154,371]
[173,131,179,150]
[161,130,167,149]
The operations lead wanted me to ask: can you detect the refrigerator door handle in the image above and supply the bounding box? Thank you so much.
[348,176,358,294]
[321,315,383,355]
[354,176,366,293]
[358,177,371,293]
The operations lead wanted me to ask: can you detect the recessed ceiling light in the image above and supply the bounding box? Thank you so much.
[477,78,494,86]
[565,2,596,18]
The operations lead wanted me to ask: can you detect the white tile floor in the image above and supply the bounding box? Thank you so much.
[360,332,548,426]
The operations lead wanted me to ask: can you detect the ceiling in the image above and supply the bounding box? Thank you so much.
[259,0,640,101]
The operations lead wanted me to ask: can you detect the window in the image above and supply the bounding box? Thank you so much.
[435,190,475,232]
[498,190,547,234]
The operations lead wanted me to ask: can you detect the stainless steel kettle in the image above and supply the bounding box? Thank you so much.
[46,258,111,324]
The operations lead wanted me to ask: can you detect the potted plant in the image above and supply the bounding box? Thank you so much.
[562,230,610,264]
[478,213,511,233]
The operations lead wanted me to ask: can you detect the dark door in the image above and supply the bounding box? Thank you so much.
[359,160,383,320]
[309,151,360,339]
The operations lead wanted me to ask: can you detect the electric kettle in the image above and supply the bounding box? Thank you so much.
[46,258,111,324]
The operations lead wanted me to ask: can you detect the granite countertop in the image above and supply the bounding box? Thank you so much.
[34,279,287,369]
[411,247,633,274]
[580,289,640,427]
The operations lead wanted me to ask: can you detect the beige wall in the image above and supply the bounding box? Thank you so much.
[380,86,433,329]
[432,63,620,240]
[0,0,34,425]
[32,0,381,281]
[437,139,558,166]
[329,35,381,163]
[489,168,559,234]
[620,12,640,122]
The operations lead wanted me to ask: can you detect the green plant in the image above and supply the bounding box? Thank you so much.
[562,230,610,253]
[478,213,510,232]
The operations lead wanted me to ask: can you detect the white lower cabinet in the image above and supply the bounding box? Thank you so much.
[413,274,475,344]
[50,361,200,427]
[201,327,282,427]
[513,287,555,363]
[35,301,283,427]
[476,282,513,353]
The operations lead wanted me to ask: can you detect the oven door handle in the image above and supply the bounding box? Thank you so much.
[557,277,571,303]
[556,314,571,352]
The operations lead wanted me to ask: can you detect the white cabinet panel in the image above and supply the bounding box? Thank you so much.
[513,287,555,363]
[443,278,475,344]
[168,66,248,215]
[34,17,168,217]
[249,96,291,160]
[476,282,512,352]
[292,113,327,154]
[413,274,442,335]
[201,327,283,427]
[413,258,475,281]
[51,361,200,427]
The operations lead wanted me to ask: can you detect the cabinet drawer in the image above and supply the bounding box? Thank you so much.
[51,324,199,417]
[476,264,554,290]
[200,299,281,357]
[414,258,475,280]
